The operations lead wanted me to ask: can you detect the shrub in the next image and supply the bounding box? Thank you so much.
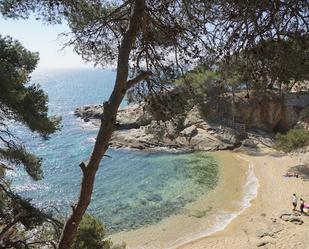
[275,128,309,152]
[72,214,126,249]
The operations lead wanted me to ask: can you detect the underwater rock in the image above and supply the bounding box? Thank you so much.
[146,194,163,202]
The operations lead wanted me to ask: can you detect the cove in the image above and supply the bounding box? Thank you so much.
[10,69,220,233]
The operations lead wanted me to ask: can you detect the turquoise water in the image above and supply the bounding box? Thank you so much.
[11,69,219,233]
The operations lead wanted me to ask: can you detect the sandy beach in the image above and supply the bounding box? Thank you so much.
[111,147,309,249]
[111,151,251,248]
[176,147,309,249]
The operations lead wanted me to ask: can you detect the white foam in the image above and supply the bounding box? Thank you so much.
[76,117,99,130]
[241,161,259,210]
[87,137,96,143]
[14,183,49,192]
[204,161,259,235]
[6,169,18,178]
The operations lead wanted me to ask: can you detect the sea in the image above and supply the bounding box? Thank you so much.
[10,68,221,234]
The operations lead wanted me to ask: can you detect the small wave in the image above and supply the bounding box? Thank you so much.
[14,183,50,192]
[241,161,259,210]
[87,137,96,143]
[200,161,259,236]
[76,117,99,130]
[6,170,19,178]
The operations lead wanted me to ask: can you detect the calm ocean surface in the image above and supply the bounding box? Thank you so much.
[11,69,219,233]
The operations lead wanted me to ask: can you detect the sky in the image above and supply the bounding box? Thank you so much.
[0,16,92,70]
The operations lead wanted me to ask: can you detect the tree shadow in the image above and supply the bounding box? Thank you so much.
[236,146,285,158]
[287,164,309,181]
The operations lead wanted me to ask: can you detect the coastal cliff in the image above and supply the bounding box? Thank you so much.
[232,92,309,132]
[75,92,308,152]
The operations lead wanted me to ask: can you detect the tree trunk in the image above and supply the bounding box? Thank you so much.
[57,1,145,248]
[0,216,20,241]
[231,85,235,123]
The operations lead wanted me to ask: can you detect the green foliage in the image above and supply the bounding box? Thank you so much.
[0,146,43,180]
[219,38,309,92]
[0,35,61,247]
[173,66,228,118]
[0,35,61,137]
[73,214,106,249]
[171,38,307,104]
[275,128,309,152]
[72,214,126,249]
[171,37,309,121]
[255,38,308,90]
[0,35,60,180]
[1,1,307,247]
[0,35,59,185]
[174,66,221,96]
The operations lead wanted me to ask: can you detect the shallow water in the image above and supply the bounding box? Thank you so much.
[11,69,220,233]
[111,151,258,249]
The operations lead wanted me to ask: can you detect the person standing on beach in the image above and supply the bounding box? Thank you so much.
[292,193,297,211]
[300,198,305,213]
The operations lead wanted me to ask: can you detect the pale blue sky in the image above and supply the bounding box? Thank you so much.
[0,17,92,70]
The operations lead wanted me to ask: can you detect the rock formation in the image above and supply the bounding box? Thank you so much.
[74,91,308,151]
[232,92,309,132]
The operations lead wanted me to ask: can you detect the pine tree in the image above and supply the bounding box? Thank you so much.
[0,35,61,248]
[1,1,307,248]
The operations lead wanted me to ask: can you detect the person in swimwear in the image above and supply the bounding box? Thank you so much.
[292,193,298,211]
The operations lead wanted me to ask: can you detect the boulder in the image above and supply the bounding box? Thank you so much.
[74,105,103,120]
[75,104,152,130]
[183,106,204,127]
[279,213,303,225]
[116,104,152,129]
[242,138,257,148]
[180,125,198,138]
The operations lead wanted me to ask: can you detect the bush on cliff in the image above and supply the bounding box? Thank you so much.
[275,128,309,152]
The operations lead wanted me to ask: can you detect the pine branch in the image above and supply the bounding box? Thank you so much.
[126,71,153,89]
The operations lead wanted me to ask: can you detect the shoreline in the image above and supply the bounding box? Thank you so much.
[76,113,309,248]
[168,156,259,249]
[111,151,258,248]
[175,148,309,249]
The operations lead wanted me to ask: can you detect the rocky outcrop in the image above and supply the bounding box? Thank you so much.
[75,105,104,121]
[74,91,308,151]
[75,104,242,151]
[234,92,282,131]
[233,92,309,132]
[74,104,152,130]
